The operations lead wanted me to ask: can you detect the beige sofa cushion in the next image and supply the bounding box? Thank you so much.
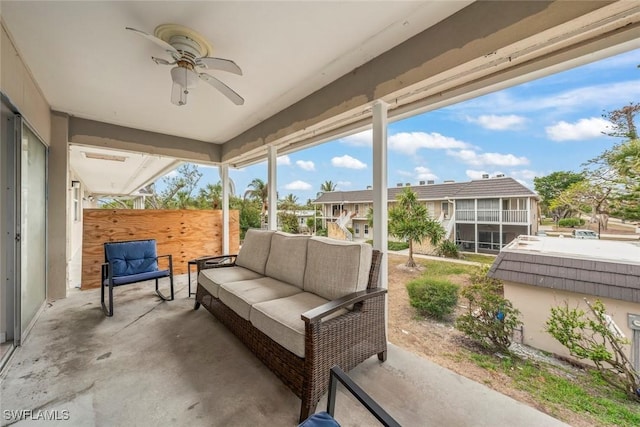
[219,277,302,320]
[264,232,310,288]
[303,237,372,301]
[235,229,275,275]
[250,292,347,358]
[198,266,263,298]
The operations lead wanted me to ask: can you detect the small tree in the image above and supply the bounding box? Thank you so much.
[455,267,521,353]
[546,299,640,400]
[279,212,300,234]
[388,188,444,267]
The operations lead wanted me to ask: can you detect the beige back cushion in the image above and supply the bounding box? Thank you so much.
[265,232,310,288]
[303,237,372,300]
[235,229,275,275]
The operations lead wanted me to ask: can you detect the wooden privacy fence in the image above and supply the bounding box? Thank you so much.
[82,209,239,290]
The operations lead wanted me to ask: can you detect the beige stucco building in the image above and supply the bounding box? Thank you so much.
[314,176,539,254]
[489,236,640,368]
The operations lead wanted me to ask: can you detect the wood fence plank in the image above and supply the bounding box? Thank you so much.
[82,209,239,289]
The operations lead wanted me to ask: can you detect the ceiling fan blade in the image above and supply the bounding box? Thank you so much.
[198,73,244,105]
[152,56,174,66]
[196,57,243,75]
[126,27,179,56]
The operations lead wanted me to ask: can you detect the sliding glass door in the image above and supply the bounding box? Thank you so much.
[18,119,48,338]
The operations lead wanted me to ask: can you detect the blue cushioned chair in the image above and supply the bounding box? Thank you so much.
[101,239,174,316]
[299,366,400,427]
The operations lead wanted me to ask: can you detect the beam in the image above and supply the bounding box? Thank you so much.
[68,116,221,164]
[220,164,230,254]
[222,1,624,163]
[267,146,277,231]
[372,101,388,290]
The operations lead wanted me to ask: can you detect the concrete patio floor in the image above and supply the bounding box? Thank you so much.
[0,275,569,427]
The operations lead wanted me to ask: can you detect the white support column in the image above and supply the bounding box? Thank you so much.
[527,197,532,235]
[499,197,503,250]
[372,101,388,289]
[474,199,478,254]
[267,145,277,231]
[220,164,230,254]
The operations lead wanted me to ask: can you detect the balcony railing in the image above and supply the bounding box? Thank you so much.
[455,209,528,224]
[502,209,528,223]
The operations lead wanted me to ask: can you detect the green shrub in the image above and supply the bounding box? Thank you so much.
[406,278,459,320]
[315,228,328,237]
[470,264,503,289]
[546,300,640,400]
[278,212,300,234]
[558,217,585,228]
[455,281,521,353]
[388,241,409,251]
[436,240,459,258]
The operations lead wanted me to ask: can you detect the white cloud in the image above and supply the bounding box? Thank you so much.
[388,132,470,155]
[164,170,178,178]
[331,155,367,169]
[277,155,291,166]
[284,180,312,190]
[341,130,372,147]
[337,181,352,189]
[509,169,541,181]
[465,170,491,180]
[296,160,315,171]
[414,166,437,181]
[467,114,526,130]
[459,80,640,115]
[448,149,529,166]
[545,117,610,141]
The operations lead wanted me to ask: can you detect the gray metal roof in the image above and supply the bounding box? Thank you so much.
[489,237,640,303]
[314,177,537,204]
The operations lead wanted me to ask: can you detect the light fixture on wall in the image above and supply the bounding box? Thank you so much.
[71,180,80,189]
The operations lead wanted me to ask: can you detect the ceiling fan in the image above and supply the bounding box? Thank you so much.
[126,24,244,106]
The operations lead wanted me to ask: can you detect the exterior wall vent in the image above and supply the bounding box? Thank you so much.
[427,180,435,185]
[396,183,403,187]
[444,180,455,183]
[495,173,505,178]
[419,181,425,185]
[482,174,490,179]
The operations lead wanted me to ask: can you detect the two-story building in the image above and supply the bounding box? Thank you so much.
[313,176,539,253]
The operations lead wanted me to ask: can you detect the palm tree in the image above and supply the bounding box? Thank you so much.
[244,178,269,224]
[389,188,445,267]
[320,180,337,192]
[197,182,222,209]
[279,193,299,212]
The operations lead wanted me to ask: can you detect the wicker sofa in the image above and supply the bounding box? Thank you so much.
[194,229,387,422]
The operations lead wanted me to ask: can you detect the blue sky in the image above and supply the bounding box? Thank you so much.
[176,48,640,203]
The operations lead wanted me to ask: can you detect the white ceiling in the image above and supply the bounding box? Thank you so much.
[1,1,471,143]
[2,1,639,196]
[69,145,180,196]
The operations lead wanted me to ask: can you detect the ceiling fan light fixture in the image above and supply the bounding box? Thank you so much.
[170,66,198,106]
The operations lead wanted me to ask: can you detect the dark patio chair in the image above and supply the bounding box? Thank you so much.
[101,239,174,316]
[299,366,401,427]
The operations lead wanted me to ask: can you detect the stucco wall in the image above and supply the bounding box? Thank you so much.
[504,281,640,363]
[1,24,51,143]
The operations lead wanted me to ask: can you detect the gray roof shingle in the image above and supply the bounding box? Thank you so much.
[489,238,640,303]
[313,177,537,203]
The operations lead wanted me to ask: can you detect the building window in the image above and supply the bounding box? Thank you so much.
[364,224,369,235]
[355,224,360,236]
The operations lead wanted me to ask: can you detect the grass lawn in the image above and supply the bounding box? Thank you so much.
[395,256,640,427]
